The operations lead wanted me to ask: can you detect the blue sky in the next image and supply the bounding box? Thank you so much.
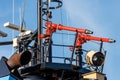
[0,0,120,80]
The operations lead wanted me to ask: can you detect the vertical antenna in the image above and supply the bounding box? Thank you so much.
[19,8,22,31]
[20,0,26,32]
[45,0,52,63]
[12,0,14,24]
[12,0,15,53]
[60,3,64,57]
[37,0,43,63]
[66,7,70,45]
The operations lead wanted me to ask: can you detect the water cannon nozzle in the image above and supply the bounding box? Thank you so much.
[109,39,116,43]
[85,29,93,34]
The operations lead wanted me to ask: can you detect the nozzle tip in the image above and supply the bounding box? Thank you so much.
[109,39,116,43]
[85,29,93,34]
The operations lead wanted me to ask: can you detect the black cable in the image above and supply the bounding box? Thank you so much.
[0,41,13,46]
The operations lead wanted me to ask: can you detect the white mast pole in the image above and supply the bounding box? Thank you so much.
[12,0,15,53]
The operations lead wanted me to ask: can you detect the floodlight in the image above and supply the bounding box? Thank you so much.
[86,50,105,66]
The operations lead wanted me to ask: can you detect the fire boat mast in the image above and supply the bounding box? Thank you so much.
[0,0,116,80]
[37,0,43,64]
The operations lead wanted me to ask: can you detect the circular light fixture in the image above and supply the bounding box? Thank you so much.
[86,50,105,66]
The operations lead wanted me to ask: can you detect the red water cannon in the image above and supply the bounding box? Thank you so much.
[45,21,93,34]
[39,21,93,40]
[76,34,116,47]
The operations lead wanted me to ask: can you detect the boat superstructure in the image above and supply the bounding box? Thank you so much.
[0,0,115,80]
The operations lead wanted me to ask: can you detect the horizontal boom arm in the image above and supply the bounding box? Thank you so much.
[45,21,93,34]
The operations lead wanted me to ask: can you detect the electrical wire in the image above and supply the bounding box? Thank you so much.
[89,40,106,52]
[59,0,65,57]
